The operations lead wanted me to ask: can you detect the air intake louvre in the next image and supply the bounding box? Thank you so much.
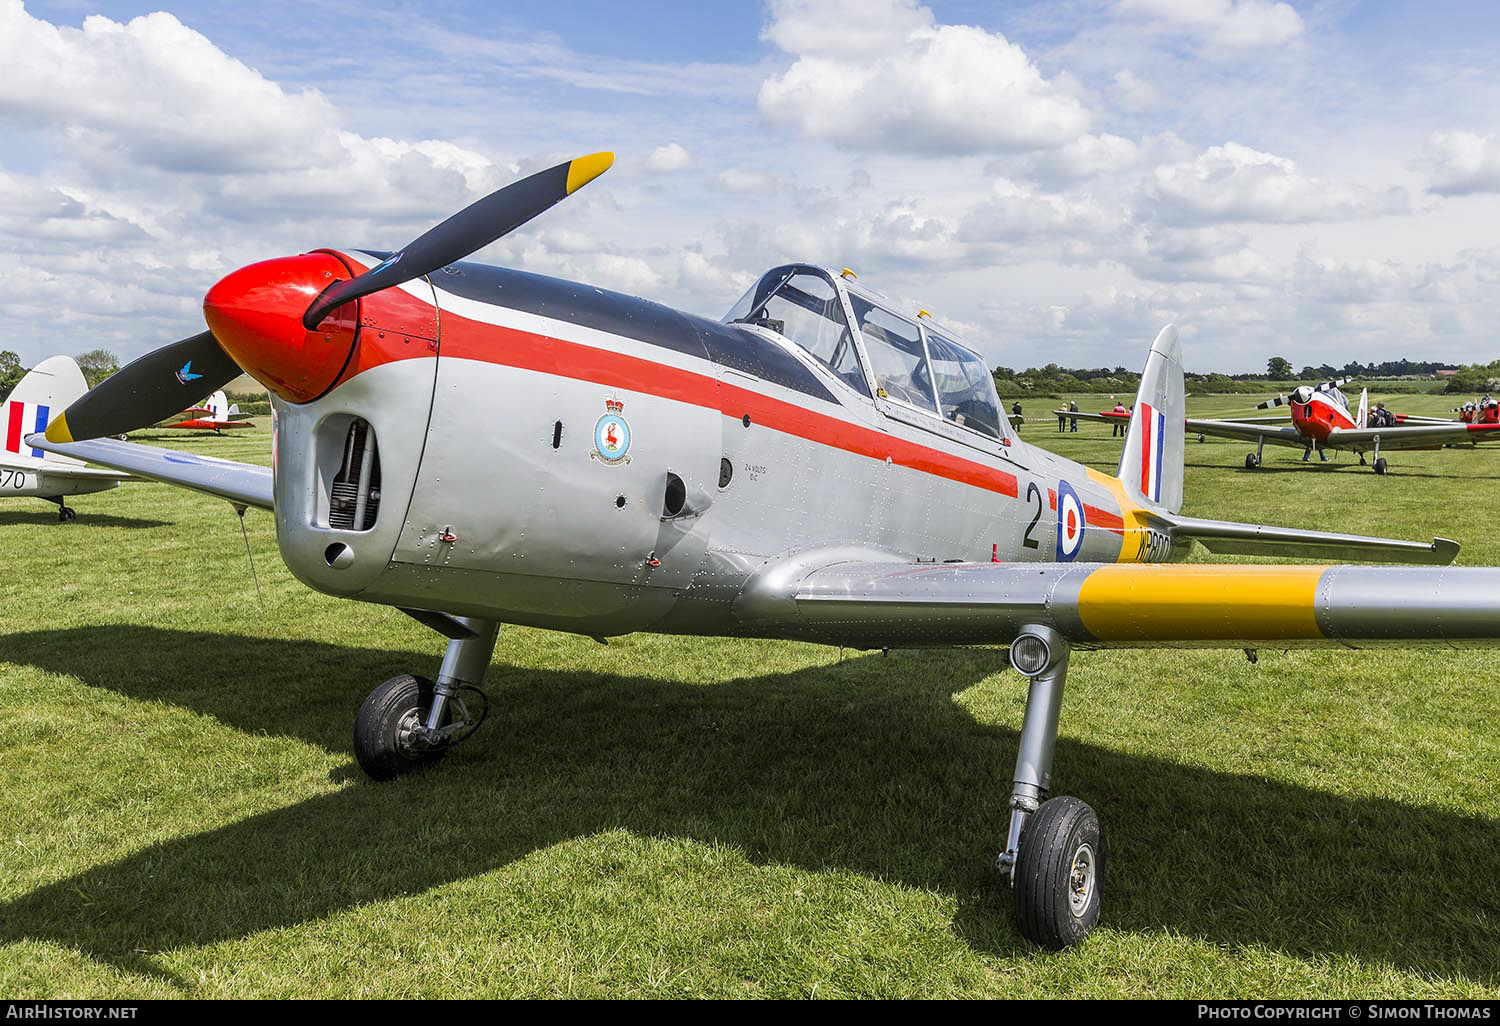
[329,419,381,531]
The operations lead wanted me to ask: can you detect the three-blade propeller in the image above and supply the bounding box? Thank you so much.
[47,151,614,444]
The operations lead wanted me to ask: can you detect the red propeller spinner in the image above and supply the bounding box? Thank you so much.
[202,252,360,403]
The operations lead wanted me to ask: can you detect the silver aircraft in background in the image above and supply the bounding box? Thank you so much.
[36,153,1500,948]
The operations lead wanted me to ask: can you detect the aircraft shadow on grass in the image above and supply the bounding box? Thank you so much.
[0,511,173,529]
[2,626,1495,986]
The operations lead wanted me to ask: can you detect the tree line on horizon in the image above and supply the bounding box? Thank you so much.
[994,355,1492,397]
[2,348,1496,405]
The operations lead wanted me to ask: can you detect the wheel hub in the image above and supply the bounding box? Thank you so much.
[394,708,431,758]
[1068,843,1096,917]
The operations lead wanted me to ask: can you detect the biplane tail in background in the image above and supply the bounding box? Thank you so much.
[159,389,255,433]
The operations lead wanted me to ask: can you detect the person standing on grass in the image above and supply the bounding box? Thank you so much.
[1012,400,1023,433]
[1068,399,1079,432]
[1111,399,1127,436]
[1056,405,1068,432]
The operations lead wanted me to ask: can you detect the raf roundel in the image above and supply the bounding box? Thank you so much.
[590,397,633,466]
[1055,479,1086,561]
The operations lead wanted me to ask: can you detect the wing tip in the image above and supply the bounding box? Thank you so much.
[1434,538,1461,565]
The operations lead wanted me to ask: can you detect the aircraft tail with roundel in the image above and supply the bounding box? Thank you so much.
[2,356,89,465]
[1117,325,1185,515]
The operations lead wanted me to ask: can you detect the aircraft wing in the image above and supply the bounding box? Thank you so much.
[34,464,134,484]
[1327,422,1500,450]
[1071,411,1296,438]
[1181,418,1306,446]
[26,435,273,510]
[1156,514,1458,564]
[739,558,1498,649]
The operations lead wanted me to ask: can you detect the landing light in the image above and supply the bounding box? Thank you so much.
[1011,633,1052,676]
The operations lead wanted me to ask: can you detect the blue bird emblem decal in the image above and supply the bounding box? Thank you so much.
[175,361,202,385]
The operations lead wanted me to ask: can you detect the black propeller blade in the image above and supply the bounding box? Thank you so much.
[45,331,239,443]
[48,151,614,444]
[302,151,614,330]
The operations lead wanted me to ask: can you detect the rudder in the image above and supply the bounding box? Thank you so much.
[1117,325,1184,514]
[1,356,88,462]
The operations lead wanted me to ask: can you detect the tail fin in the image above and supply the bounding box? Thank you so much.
[1357,388,1368,429]
[206,390,228,422]
[1118,325,1184,514]
[1,356,88,463]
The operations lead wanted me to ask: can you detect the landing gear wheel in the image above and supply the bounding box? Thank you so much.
[354,674,449,780]
[1374,457,1388,476]
[1244,453,1260,469]
[1198,433,1206,444]
[58,505,76,523]
[1359,455,1367,466]
[1013,796,1105,949]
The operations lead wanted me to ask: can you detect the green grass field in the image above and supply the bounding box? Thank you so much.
[2,393,1497,998]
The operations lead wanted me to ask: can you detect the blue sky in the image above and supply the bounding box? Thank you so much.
[3,0,1499,373]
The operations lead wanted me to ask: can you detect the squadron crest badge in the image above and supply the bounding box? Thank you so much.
[590,397,633,465]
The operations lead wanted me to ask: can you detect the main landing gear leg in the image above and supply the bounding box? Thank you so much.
[1372,436,1387,475]
[354,617,500,780]
[998,625,1103,948]
[1245,436,1265,469]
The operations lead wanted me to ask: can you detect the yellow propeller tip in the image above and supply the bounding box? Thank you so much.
[565,151,615,195]
[44,413,73,444]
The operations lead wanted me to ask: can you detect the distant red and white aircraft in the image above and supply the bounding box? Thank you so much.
[158,389,255,433]
[1082,379,1500,473]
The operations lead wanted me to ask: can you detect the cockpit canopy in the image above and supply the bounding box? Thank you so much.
[724,265,1004,441]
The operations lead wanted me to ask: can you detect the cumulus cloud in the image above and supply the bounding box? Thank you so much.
[959,178,1127,242]
[645,143,692,172]
[1421,131,1500,197]
[0,2,340,174]
[757,0,1089,155]
[1115,0,1304,50]
[0,3,503,218]
[1108,70,1158,112]
[717,168,790,194]
[1146,142,1407,224]
[1022,133,1143,183]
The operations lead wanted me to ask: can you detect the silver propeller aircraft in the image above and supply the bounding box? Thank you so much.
[34,152,1500,949]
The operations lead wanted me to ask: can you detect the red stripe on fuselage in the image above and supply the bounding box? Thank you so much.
[1045,489,1125,537]
[437,310,1020,499]
[5,401,22,454]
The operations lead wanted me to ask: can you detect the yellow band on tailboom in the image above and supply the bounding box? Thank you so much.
[1078,564,1325,642]
[1085,467,1155,564]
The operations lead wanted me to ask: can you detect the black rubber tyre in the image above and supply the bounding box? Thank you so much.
[1198,433,1206,444]
[354,674,447,781]
[1244,453,1260,469]
[1013,796,1105,949]
[1374,457,1388,476]
[58,506,76,523]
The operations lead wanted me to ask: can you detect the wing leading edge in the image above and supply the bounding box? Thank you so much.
[737,558,1500,650]
[27,435,273,511]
